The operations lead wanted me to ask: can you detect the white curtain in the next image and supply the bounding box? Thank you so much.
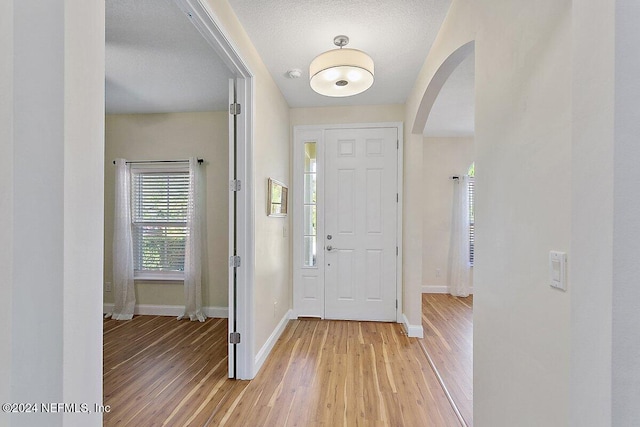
[448,176,472,297]
[107,159,136,320]
[179,157,206,322]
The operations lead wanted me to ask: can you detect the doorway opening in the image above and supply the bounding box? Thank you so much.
[418,45,475,426]
[103,4,255,421]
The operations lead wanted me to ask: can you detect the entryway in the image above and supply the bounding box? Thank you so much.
[293,124,403,322]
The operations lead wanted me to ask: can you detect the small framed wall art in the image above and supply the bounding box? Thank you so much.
[267,178,288,217]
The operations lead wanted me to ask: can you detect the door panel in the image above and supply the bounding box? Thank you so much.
[337,168,355,233]
[365,249,383,300]
[366,168,383,233]
[337,249,355,299]
[324,128,397,321]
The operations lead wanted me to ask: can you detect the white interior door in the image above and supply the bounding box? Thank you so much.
[228,78,236,378]
[324,128,398,321]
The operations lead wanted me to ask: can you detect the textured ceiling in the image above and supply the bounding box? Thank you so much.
[105,0,475,135]
[228,0,453,109]
[105,0,233,114]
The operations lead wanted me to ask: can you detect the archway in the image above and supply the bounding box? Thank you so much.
[412,40,476,427]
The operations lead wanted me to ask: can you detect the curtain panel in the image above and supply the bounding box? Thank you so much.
[179,157,206,322]
[448,175,472,297]
[108,158,136,320]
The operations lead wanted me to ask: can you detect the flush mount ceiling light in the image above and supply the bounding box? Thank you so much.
[309,35,374,97]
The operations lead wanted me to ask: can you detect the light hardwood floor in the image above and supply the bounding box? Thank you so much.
[420,294,473,427]
[104,316,463,426]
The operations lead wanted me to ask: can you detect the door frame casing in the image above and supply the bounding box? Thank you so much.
[292,123,404,323]
[174,0,255,380]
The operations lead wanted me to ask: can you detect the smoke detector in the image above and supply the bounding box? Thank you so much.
[287,69,302,79]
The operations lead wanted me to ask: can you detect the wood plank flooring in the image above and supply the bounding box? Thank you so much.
[103,316,237,426]
[104,316,462,426]
[420,294,473,426]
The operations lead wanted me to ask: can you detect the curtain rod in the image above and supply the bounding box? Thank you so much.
[112,158,203,165]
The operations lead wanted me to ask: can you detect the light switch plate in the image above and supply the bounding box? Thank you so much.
[549,251,567,291]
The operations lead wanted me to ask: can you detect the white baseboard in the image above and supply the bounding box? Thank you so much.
[402,313,424,338]
[422,285,449,294]
[421,285,474,295]
[103,303,228,318]
[254,309,292,376]
[203,306,229,318]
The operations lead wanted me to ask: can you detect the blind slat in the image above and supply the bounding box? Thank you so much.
[468,178,475,265]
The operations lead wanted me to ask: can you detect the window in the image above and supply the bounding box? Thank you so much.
[303,142,317,267]
[131,167,189,279]
[468,163,475,266]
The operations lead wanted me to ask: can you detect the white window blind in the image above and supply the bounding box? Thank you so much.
[131,169,189,277]
[468,177,475,266]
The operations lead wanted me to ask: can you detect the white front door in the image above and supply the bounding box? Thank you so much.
[323,128,398,321]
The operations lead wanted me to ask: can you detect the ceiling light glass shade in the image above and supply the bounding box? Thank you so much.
[309,48,374,97]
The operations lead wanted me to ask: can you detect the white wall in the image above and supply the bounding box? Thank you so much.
[3,1,104,426]
[251,88,290,354]
[422,137,474,293]
[410,0,640,425]
[570,0,614,424]
[401,132,424,329]
[554,3,640,425]
[12,3,66,424]
[408,0,574,425]
[0,0,13,425]
[290,104,404,127]
[62,2,105,425]
[474,3,573,425]
[104,112,229,310]
[612,0,640,423]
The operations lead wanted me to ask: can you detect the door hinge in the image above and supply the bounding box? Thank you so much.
[230,180,242,191]
[230,255,241,268]
[229,332,241,344]
[396,246,398,256]
[396,193,399,202]
[397,140,399,149]
[230,103,241,115]
[396,300,398,309]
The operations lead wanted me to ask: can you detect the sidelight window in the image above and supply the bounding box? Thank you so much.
[303,142,317,267]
